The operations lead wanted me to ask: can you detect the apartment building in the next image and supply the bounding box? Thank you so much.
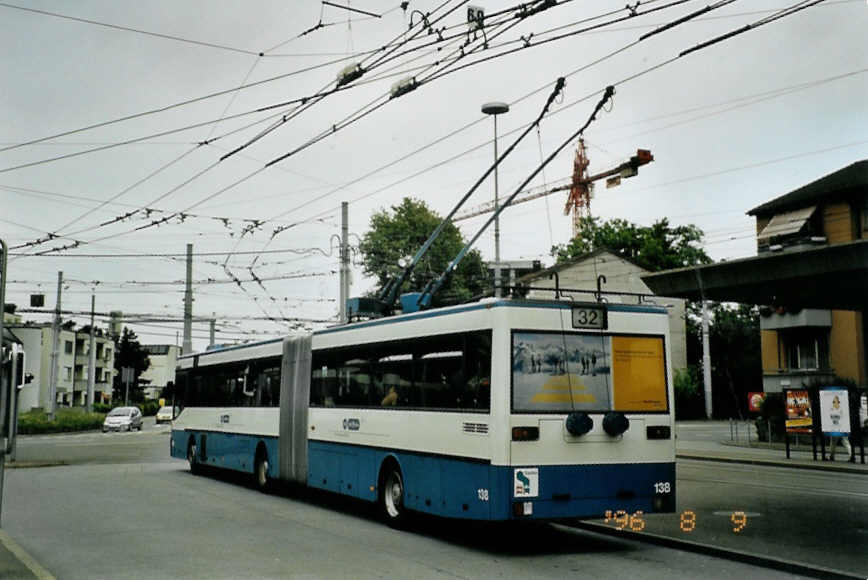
[748,160,867,391]
[140,344,179,400]
[10,322,116,411]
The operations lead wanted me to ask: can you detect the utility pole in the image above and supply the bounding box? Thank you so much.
[182,244,193,354]
[0,238,7,524]
[339,202,350,323]
[482,102,509,298]
[702,301,713,419]
[86,291,96,413]
[209,314,216,348]
[47,271,62,421]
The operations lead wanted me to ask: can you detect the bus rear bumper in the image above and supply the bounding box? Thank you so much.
[497,462,676,521]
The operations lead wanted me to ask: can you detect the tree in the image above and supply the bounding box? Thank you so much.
[359,198,489,307]
[707,304,762,418]
[113,327,151,404]
[551,216,711,271]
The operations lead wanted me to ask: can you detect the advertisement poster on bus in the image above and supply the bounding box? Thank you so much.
[510,333,667,413]
[785,389,813,434]
[818,387,851,435]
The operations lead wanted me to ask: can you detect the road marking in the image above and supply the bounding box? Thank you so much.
[0,530,56,580]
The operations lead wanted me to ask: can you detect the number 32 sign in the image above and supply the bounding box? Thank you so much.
[572,305,607,330]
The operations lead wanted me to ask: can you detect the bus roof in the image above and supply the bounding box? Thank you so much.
[178,297,667,361]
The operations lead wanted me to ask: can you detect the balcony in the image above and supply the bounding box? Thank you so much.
[762,369,836,393]
[759,308,832,331]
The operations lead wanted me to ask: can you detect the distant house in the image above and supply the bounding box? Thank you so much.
[140,344,180,400]
[747,160,867,391]
[519,249,688,374]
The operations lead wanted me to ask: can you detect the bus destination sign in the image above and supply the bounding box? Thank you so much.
[571,305,607,330]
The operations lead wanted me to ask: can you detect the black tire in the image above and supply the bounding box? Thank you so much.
[254,449,270,493]
[379,463,407,527]
[187,438,200,475]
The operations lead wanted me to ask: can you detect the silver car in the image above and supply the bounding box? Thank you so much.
[155,406,177,424]
[102,406,143,432]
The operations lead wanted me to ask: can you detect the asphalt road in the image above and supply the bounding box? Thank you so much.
[9,417,170,466]
[2,424,864,579]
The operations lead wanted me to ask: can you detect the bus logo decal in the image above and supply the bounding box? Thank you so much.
[342,418,360,431]
[514,468,539,498]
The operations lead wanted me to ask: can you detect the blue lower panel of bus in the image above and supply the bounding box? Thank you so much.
[171,432,675,521]
[308,440,676,521]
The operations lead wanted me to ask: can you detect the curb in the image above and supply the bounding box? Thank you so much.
[565,521,864,580]
[0,530,55,580]
[676,453,868,475]
[3,461,68,469]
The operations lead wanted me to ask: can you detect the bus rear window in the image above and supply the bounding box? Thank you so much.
[511,332,668,414]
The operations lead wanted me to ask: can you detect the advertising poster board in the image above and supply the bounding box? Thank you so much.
[785,389,813,434]
[748,392,766,413]
[818,387,851,435]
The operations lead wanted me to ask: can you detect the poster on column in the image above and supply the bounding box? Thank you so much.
[818,387,851,435]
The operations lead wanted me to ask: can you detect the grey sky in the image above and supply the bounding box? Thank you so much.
[1,0,866,350]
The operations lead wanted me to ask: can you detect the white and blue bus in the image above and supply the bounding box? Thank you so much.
[170,297,676,523]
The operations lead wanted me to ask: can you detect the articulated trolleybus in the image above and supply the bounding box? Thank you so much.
[170,297,676,523]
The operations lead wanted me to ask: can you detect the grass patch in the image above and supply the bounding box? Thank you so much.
[18,408,106,435]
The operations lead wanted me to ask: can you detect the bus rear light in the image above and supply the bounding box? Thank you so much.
[512,426,539,441]
[646,425,671,439]
[513,501,533,516]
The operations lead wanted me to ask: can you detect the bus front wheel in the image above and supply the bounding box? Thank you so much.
[379,463,406,526]
[187,438,200,475]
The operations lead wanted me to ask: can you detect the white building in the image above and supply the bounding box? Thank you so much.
[519,249,688,374]
[140,344,179,400]
[10,322,115,411]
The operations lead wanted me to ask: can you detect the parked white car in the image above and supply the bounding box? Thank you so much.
[102,406,143,432]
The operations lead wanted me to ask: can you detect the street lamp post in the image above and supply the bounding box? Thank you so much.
[481,101,509,298]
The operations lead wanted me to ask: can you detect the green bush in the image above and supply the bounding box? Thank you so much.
[18,409,105,435]
[93,402,112,413]
[141,400,160,416]
[674,366,705,420]
[755,393,786,442]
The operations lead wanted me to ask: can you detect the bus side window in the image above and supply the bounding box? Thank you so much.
[254,360,280,407]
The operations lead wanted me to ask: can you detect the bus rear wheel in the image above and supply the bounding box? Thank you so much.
[254,450,270,493]
[379,464,406,526]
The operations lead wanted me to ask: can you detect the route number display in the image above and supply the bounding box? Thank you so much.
[571,306,607,330]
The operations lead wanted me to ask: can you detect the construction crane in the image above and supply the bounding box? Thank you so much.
[454,139,653,237]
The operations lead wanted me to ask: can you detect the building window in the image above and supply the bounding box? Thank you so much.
[64,340,73,354]
[782,329,830,371]
[862,195,868,233]
[64,367,72,381]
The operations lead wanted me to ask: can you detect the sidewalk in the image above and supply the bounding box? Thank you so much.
[0,531,53,580]
[675,420,868,474]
